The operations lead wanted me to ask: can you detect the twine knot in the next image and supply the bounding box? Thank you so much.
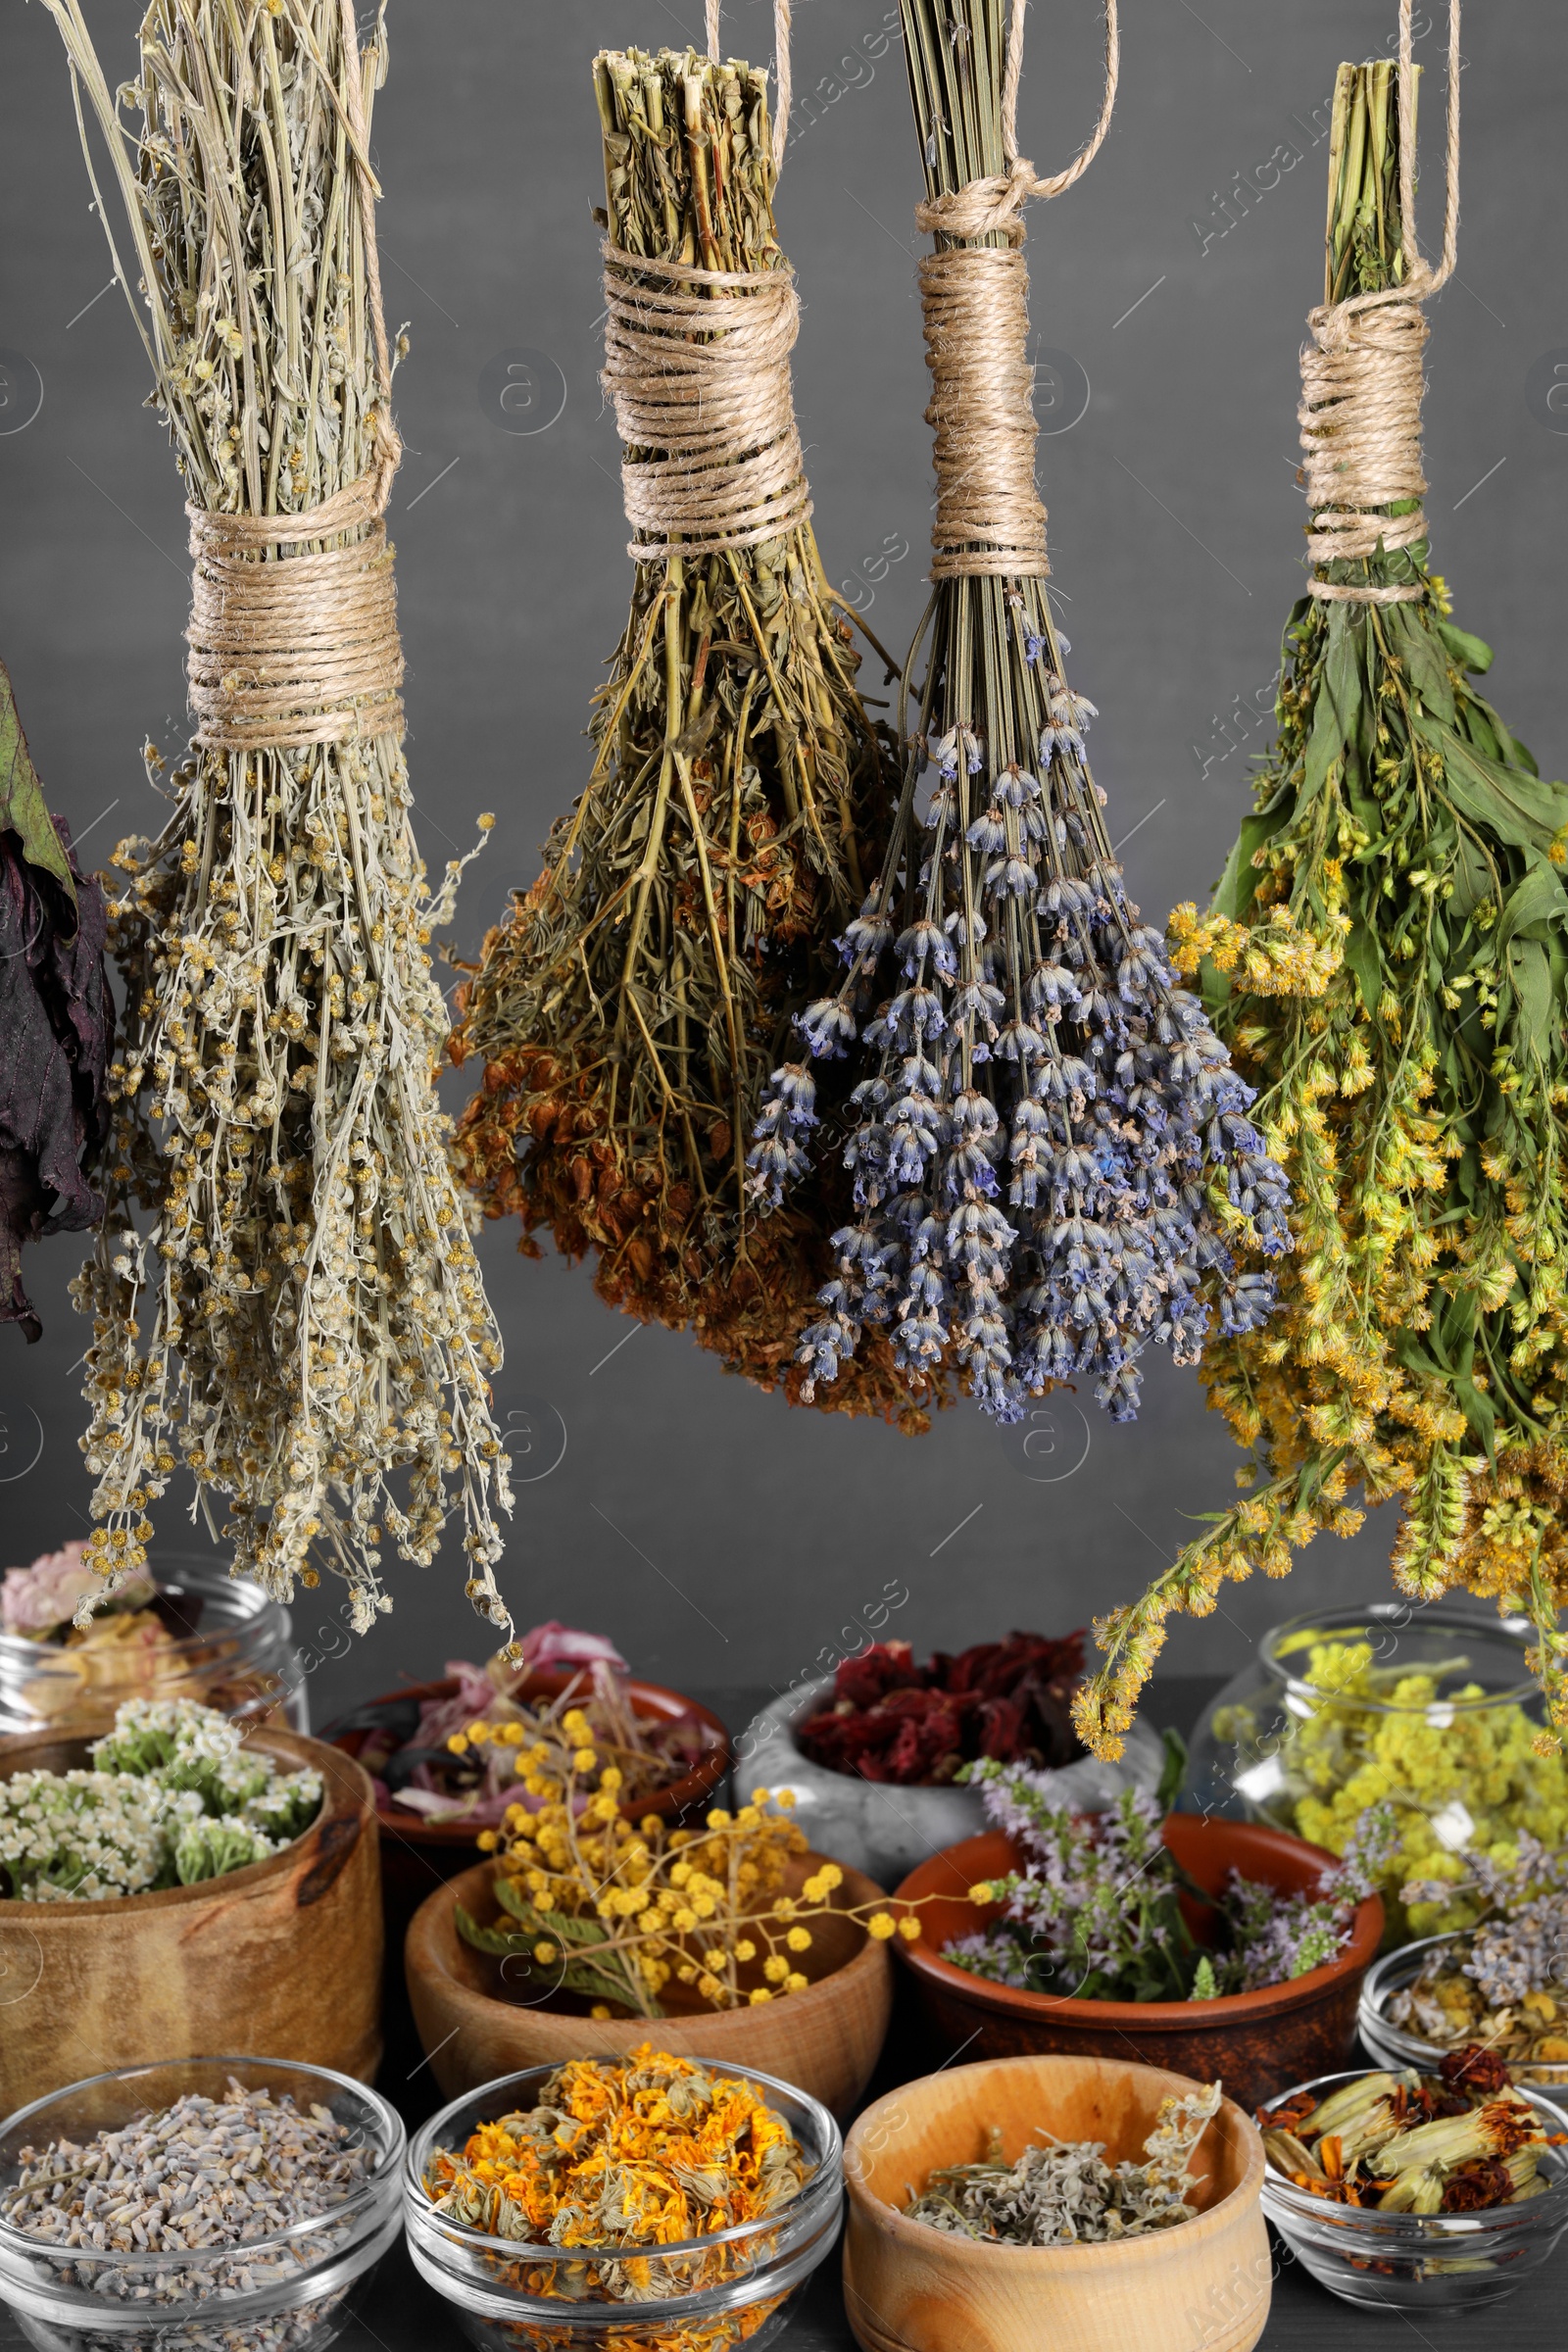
[600,243,812,564]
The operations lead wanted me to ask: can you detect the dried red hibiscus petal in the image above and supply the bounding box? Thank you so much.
[797,1631,1089,1784]
[0,663,114,1342]
[1440,2045,1512,2097]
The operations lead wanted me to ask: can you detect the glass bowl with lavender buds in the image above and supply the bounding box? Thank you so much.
[0,2058,405,2352]
[1258,2056,1568,2309]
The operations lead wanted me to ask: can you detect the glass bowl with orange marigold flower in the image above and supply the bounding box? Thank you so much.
[404,2045,842,2350]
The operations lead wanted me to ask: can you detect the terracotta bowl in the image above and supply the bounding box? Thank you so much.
[843,2051,1269,2352]
[891,1814,1384,2113]
[330,1671,731,1944]
[0,1726,382,2114]
[404,1848,893,2118]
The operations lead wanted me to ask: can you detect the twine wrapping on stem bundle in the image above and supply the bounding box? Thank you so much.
[913,0,1117,582]
[600,246,811,563]
[604,2,808,564]
[185,0,408,748]
[1300,0,1461,605]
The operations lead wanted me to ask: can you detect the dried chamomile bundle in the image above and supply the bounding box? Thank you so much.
[0,658,112,1342]
[751,0,1289,1424]
[43,1,512,1632]
[1078,5,1568,1758]
[451,32,926,1427]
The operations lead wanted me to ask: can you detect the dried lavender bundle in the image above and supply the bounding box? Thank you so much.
[0,658,113,1343]
[43,2,513,1634]
[451,44,927,1427]
[751,0,1289,1424]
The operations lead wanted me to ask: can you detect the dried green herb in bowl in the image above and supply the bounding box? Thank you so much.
[905,2082,1222,2245]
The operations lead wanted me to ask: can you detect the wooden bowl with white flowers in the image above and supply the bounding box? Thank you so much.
[0,1725,380,2115]
[404,1847,894,2118]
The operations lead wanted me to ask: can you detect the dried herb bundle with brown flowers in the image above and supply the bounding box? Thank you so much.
[1,658,112,1343]
[1077,9,1568,1760]
[42,1,513,1635]
[450,39,927,1427]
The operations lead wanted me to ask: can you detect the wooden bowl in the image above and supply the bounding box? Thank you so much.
[0,1726,382,2115]
[891,1814,1384,2113]
[843,2052,1270,2352]
[405,1848,892,2117]
[331,1672,732,1942]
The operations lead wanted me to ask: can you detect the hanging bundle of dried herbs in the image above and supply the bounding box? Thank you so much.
[749,0,1289,1424]
[1077,3,1568,1757]
[450,26,926,1426]
[42,1,513,1634]
[0,659,112,1343]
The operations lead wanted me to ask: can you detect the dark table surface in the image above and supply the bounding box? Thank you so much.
[2,1676,1557,2350]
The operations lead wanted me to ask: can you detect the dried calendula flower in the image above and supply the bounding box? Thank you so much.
[455,1737,919,2015]
[905,2082,1223,2245]
[42,1,513,1634]
[422,2044,808,2250]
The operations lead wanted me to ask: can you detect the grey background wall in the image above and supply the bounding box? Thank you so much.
[1,1,1564,1728]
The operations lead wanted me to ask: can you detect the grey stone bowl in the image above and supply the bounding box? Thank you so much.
[736,1676,1168,1892]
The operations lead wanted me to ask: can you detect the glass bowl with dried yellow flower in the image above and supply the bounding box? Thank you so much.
[405,2045,842,2351]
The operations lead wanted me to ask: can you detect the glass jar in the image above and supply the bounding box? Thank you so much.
[0,1551,304,1739]
[1184,1602,1568,1943]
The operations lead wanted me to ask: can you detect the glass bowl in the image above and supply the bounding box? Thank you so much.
[1260,2068,1568,2309]
[404,2060,843,2350]
[0,1555,303,1740]
[1359,1936,1568,2089]
[0,2056,405,2352]
[1184,1601,1568,1940]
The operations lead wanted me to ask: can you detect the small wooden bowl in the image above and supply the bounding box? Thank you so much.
[891,1814,1383,2112]
[404,1848,892,2118]
[843,2052,1269,2352]
[0,1726,382,2115]
[331,1672,731,1942]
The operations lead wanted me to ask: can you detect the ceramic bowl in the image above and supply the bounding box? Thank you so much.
[890,1814,1384,2112]
[737,1674,1166,1889]
[843,2050,1269,2352]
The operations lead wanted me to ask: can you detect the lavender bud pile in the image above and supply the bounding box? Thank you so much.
[0,2078,376,2349]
